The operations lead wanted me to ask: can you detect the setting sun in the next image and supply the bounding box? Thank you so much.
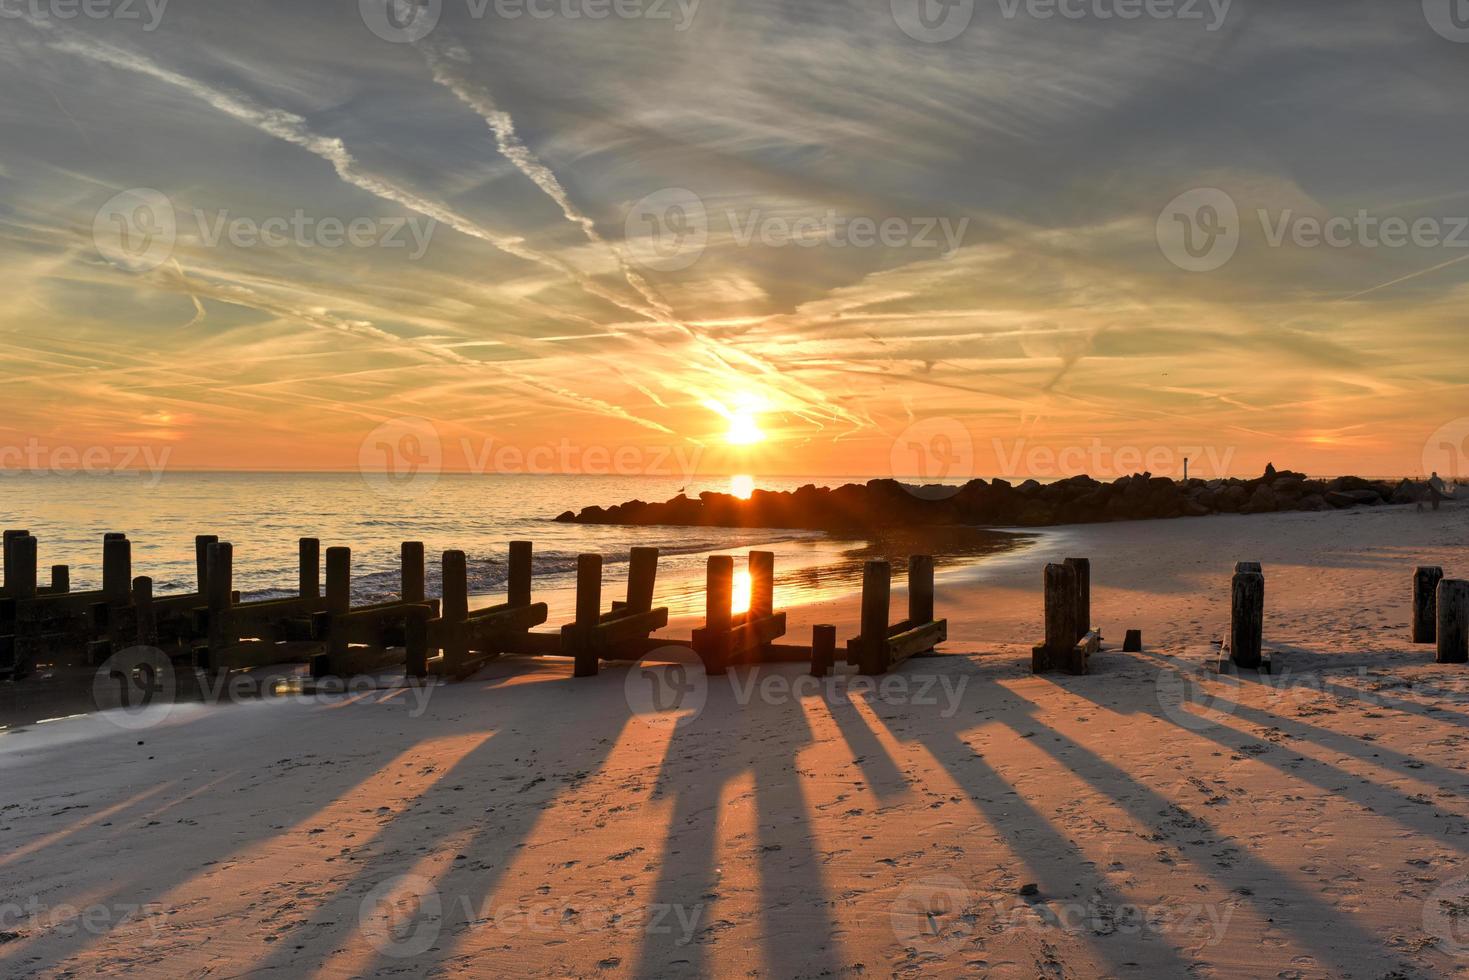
[726,411,764,445]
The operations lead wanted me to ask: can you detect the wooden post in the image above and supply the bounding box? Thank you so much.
[704,555,734,676]
[195,535,217,595]
[626,546,659,613]
[402,541,426,603]
[3,530,29,594]
[49,565,69,594]
[134,576,158,646]
[1042,563,1079,658]
[811,623,835,678]
[442,550,469,622]
[508,540,532,607]
[206,542,234,654]
[1436,580,1469,665]
[858,560,891,676]
[325,547,351,616]
[1064,557,1090,639]
[1235,562,1262,576]
[437,549,469,676]
[750,550,775,620]
[102,535,132,604]
[909,554,935,625]
[573,554,603,678]
[1230,571,1265,669]
[299,538,320,599]
[1414,566,1444,644]
[10,534,37,600]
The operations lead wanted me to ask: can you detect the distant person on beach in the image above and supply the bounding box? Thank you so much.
[1429,471,1451,510]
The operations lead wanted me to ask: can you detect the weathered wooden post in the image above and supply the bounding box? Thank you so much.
[134,576,158,646]
[750,550,775,621]
[508,540,532,608]
[433,549,470,677]
[909,554,935,626]
[1235,561,1262,576]
[195,535,218,595]
[1032,562,1079,675]
[811,623,835,678]
[572,554,603,678]
[3,529,29,594]
[703,555,734,675]
[1123,629,1143,652]
[1064,557,1090,640]
[323,546,351,667]
[10,533,37,601]
[627,546,659,614]
[299,537,320,599]
[402,541,426,603]
[1414,566,1444,644]
[48,565,69,594]
[1436,580,1469,665]
[1230,570,1265,669]
[102,534,132,605]
[206,541,234,655]
[858,559,892,676]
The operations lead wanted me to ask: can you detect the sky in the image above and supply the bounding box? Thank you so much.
[2,0,1468,482]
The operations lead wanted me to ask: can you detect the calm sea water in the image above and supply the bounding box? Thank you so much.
[0,472,1014,623]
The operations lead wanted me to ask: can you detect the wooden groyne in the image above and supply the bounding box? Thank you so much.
[0,530,953,685]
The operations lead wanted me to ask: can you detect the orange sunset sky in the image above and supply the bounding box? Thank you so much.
[2,3,1467,482]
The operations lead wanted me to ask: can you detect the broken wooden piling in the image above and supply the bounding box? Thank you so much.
[846,556,947,676]
[1227,569,1266,670]
[560,548,669,678]
[1436,579,1469,665]
[692,551,787,674]
[1032,561,1096,675]
[1414,566,1444,644]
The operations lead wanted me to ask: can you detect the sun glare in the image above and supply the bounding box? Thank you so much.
[732,568,752,614]
[726,411,764,445]
[730,474,755,499]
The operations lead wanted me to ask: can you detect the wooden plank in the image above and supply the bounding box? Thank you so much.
[701,555,734,675]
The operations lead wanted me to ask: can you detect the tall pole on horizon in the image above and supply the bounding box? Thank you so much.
[1184,457,1189,481]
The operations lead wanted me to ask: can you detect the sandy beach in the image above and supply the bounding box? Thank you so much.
[3,502,1468,978]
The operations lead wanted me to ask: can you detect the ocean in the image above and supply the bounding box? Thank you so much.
[0,471,1025,624]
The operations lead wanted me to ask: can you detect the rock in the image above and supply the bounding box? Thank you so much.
[1263,462,1277,479]
[1324,488,1382,508]
[554,510,575,522]
[1242,484,1278,514]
